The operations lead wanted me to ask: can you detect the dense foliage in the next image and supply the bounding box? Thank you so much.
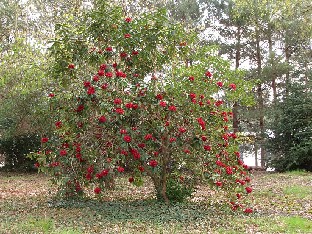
[29,3,254,211]
[267,84,312,172]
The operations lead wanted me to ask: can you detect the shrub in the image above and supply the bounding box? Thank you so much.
[31,3,254,210]
[0,134,40,172]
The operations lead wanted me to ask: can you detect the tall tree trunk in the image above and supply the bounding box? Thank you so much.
[285,42,291,97]
[268,23,277,103]
[254,143,258,167]
[232,25,241,133]
[255,26,265,168]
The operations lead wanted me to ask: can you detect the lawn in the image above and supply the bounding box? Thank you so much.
[0,171,312,233]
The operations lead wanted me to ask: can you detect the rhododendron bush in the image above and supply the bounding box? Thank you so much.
[31,3,254,212]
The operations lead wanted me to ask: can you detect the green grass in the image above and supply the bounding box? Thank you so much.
[283,216,312,233]
[283,185,311,198]
[285,169,309,176]
[3,217,82,234]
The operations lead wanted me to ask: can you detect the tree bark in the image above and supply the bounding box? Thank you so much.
[232,25,241,133]
[255,26,266,168]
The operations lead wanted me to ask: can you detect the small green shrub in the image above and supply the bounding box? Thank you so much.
[165,177,194,203]
[0,134,40,172]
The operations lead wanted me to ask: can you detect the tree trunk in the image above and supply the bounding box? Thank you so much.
[255,26,266,168]
[232,25,241,133]
[254,143,258,167]
[268,23,277,103]
[285,43,291,97]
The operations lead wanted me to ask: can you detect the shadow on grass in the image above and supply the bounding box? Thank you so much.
[50,198,225,225]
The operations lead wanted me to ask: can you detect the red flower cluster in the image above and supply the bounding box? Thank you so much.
[149,160,158,167]
[197,117,206,130]
[41,137,49,143]
[94,187,101,194]
[123,135,132,143]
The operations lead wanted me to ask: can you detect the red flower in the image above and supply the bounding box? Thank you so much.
[245,187,253,194]
[159,101,167,107]
[216,81,223,87]
[149,160,158,167]
[130,148,140,159]
[93,75,99,82]
[60,149,67,156]
[245,177,251,183]
[124,34,131,38]
[34,162,40,168]
[229,83,236,90]
[189,76,194,81]
[117,166,125,173]
[87,86,95,95]
[129,177,134,183]
[106,47,113,52]
[138,143,145,148]
[204,145,211,151]
[189,93,196,99]
[123,135,132,143]
[99,116,107,123]
[216,160,224,167]
[99,64,106,70]
[120,52,127,58]
[216,181,222,187]
[105,72,113,78]
[98,70,105,76]
[41,137,49,143]
[215,100,223,107]
[168,105,177,111]
[68,63,75,69]
[94,187,101,194]
[132,50,139,55]
[118,129,127,135]
[48,93,55,97]
[244,208,253,214]
[197,117,206,130]
[84,81,91,87]
[114,98,122,105]
[183,149,191,154]
[87,166,94,174]
[115,108,124,115]
[201,136,207,141]
[125,17,132,22]
[101,83,109,89]
[178,127,186,133]
[169,137,176,143]
[55,121,62,128]
[100,169,109,177]
[222,133,229,141]
[236,193,241,199]
[205,71,212,77]
[125,102,133,109]
[120,150,128,156]
[156,94,163,100]
[226,166,233,175]
[138,165,145,172]
[116,70,127,78]
[86,173,92,180]
[144,134,153,140]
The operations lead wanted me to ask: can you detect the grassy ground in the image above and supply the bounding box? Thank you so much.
[0,171,312,234]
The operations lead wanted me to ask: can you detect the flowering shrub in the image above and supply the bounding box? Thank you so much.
[31,3,254,211]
